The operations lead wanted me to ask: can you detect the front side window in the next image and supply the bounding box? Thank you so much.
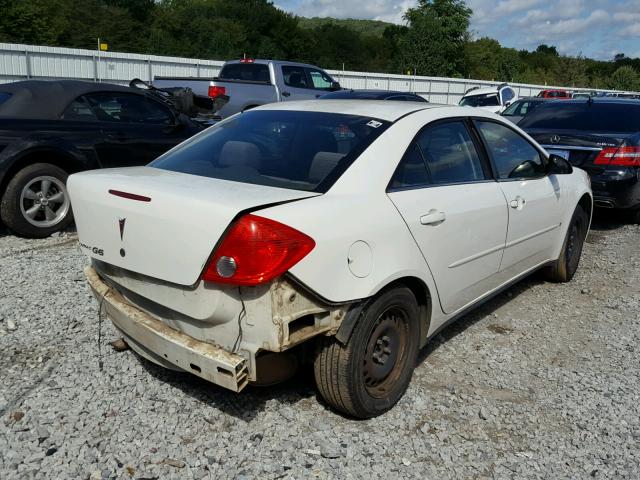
[460,93,500,107]
[151,110,390,193]
[307,68,333,90]
[475,120,545,179]
[282,66,310,89]
[83,92,173,124]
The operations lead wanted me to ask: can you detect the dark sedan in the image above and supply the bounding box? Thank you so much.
[519,98,640,222]
[0,80,202,237]
[319,89,428,102]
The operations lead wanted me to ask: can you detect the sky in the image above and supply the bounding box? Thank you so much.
[275,0,640,60]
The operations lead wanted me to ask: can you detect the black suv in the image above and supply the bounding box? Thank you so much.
[520,98,640,223]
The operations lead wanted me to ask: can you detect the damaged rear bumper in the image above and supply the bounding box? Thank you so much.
[85,266,249,392]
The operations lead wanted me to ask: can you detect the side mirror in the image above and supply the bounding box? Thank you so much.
[330,81,341,91]
[547,154,573,175]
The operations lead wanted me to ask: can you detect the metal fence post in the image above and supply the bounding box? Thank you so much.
[24,49,31,79]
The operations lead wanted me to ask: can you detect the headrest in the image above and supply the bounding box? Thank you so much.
[219,141,261,170]
[309,151,345,183]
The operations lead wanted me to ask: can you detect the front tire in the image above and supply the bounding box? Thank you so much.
[314,287,419,418]
[0,163,73,238]
[544,205,589,282]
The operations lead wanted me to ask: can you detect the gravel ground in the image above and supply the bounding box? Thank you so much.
[1,216,639,480]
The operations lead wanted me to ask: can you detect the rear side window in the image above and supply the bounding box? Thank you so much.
[519,102,640,133]
[0,92,11,106]
[389,121,486,189]
[151,110,390,193]
[219,63,271,83]
[476,120,545,179]
[83,92,173,124]
[418,122,486,184]
[61,96,98,121]
[282,66,310,89]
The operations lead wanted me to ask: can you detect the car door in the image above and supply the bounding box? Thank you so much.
[82,91,185,168]
[279,65,317,101]
[474,119,565,275]
[387,120,509,314]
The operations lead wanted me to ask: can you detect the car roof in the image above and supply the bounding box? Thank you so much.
[253,99,440,121]
[463,86,501,97]
[0,80,144,119]
[320,90,425,100]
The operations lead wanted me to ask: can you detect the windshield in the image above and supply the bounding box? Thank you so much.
[519,102,640,133]
[151,110,391,193]
[459,93,500,107]
[502,100,542,116]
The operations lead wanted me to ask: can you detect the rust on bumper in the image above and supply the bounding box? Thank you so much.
[85,266,249,392]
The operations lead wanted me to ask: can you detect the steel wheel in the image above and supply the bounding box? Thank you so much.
[19,176,70,228]
[565,214,585,275]
[362,306,409,398]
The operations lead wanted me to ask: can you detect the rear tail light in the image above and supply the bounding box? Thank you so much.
[594,146,640,166]
[202,214,315,286]
[207,85,226,98]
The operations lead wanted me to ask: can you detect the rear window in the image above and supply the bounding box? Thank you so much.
[519,102,640,132]
[151,110,390,192]
[219,63,270,83]
[459,93,500,107]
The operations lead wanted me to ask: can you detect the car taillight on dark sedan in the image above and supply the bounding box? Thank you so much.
[594,146,640,166]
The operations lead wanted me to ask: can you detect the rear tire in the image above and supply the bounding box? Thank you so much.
[0,163,73,238]
[544,205,589,282]
[314,287,419,418]
[630,208,640,225]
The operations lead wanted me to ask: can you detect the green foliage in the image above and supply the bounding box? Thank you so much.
[0,0,639,91]
[298,17,391,37]
[397,0,472,77]
[609,66,640,91]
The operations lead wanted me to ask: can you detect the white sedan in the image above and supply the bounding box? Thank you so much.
[68,100,592,418]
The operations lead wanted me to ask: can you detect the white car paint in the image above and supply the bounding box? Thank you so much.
[68,100,592,396]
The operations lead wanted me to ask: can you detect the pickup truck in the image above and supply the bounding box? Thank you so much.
[153,59,341,119]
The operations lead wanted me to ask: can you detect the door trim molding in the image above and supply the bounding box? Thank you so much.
[505,223,561,249]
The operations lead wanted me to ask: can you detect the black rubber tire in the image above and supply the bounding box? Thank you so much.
[0,163,73,238]
[630,208,640,225]
[314,287,419,419]
[544,205,589,282]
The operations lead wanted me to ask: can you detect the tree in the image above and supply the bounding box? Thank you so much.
[609,66,640,91]
[396,0,472,77]
[0,0,70,45]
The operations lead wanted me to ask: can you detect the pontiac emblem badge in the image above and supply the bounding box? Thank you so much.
[551,135,561,144]
[118,217,126,241]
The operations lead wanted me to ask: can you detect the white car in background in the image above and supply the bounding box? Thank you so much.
[68,100,592,418]
[459,83,518,113]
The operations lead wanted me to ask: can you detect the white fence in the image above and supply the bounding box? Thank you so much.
[0,42,624,105]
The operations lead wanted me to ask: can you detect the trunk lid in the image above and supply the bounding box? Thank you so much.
[68,166,318,286]
[527,129,632,170]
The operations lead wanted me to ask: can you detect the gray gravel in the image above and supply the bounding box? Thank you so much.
[1,217,639,479]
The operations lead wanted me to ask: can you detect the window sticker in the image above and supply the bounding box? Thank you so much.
[367,120,383,128]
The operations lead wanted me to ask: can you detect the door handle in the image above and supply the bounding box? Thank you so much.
[509,196,526,209]
[420,210,446,225]
[281,91,291,97]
